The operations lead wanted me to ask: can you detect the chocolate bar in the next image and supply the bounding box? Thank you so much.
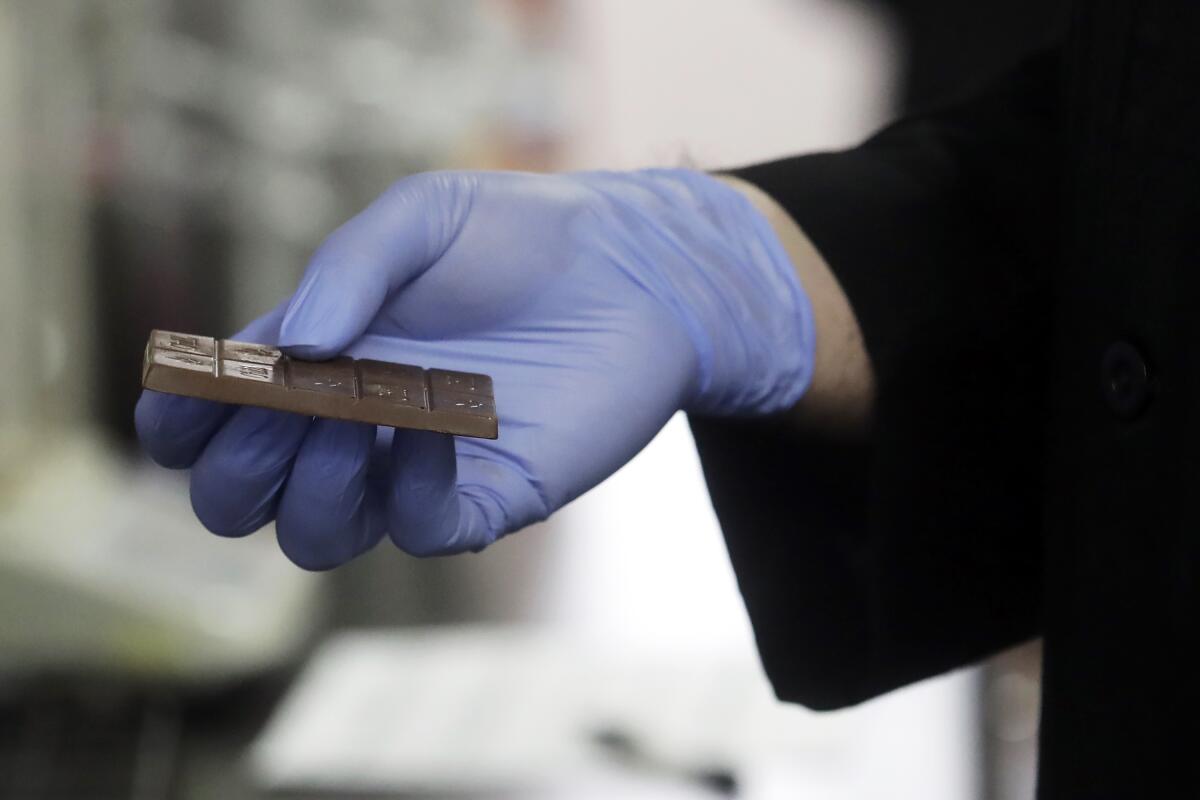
[141,330,498,439]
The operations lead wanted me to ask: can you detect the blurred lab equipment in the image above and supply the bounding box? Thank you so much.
[0,0,325,687]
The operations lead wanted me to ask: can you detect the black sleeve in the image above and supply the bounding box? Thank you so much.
[690,48,1061,709]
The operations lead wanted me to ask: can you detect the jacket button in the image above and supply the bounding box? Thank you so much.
[1102,341,1152,419]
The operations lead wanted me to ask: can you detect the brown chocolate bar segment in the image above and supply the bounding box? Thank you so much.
[428,368,493,396]
[153,331,215,357]
[286,358,358,396]
[430,388,496,418]
[141,329,498,439]
[219,339,283,365]
[357,360,428,408]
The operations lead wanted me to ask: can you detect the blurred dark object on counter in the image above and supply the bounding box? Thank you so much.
[0,674,288,800]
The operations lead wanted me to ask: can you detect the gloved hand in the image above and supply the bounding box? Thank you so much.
[135,169,815,569]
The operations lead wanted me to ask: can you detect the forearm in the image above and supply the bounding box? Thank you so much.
[717,174,875,436]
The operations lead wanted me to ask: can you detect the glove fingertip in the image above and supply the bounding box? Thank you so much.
[134,390,227,469]
[277,342,337,360]
[278,298,338,358]
[274,419,380,570]
[188,473,264,538]
[277,291,367,360]
[278,243,391,359]
[386,430,465,557]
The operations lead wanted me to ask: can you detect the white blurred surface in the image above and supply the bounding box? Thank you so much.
[0,435,322,680]
[565,0,898,170]
[252,628,977,799]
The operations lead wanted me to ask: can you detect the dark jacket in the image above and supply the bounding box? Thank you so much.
[690,2,1199,795]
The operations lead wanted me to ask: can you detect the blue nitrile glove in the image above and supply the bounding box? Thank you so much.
[135,169,814,568]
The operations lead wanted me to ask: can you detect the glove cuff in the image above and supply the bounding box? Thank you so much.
[637,168,817,416]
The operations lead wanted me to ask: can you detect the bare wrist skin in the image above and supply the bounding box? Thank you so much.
[716,174,876,436]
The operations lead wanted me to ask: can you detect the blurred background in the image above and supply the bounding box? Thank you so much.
[0,0,1059,797]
